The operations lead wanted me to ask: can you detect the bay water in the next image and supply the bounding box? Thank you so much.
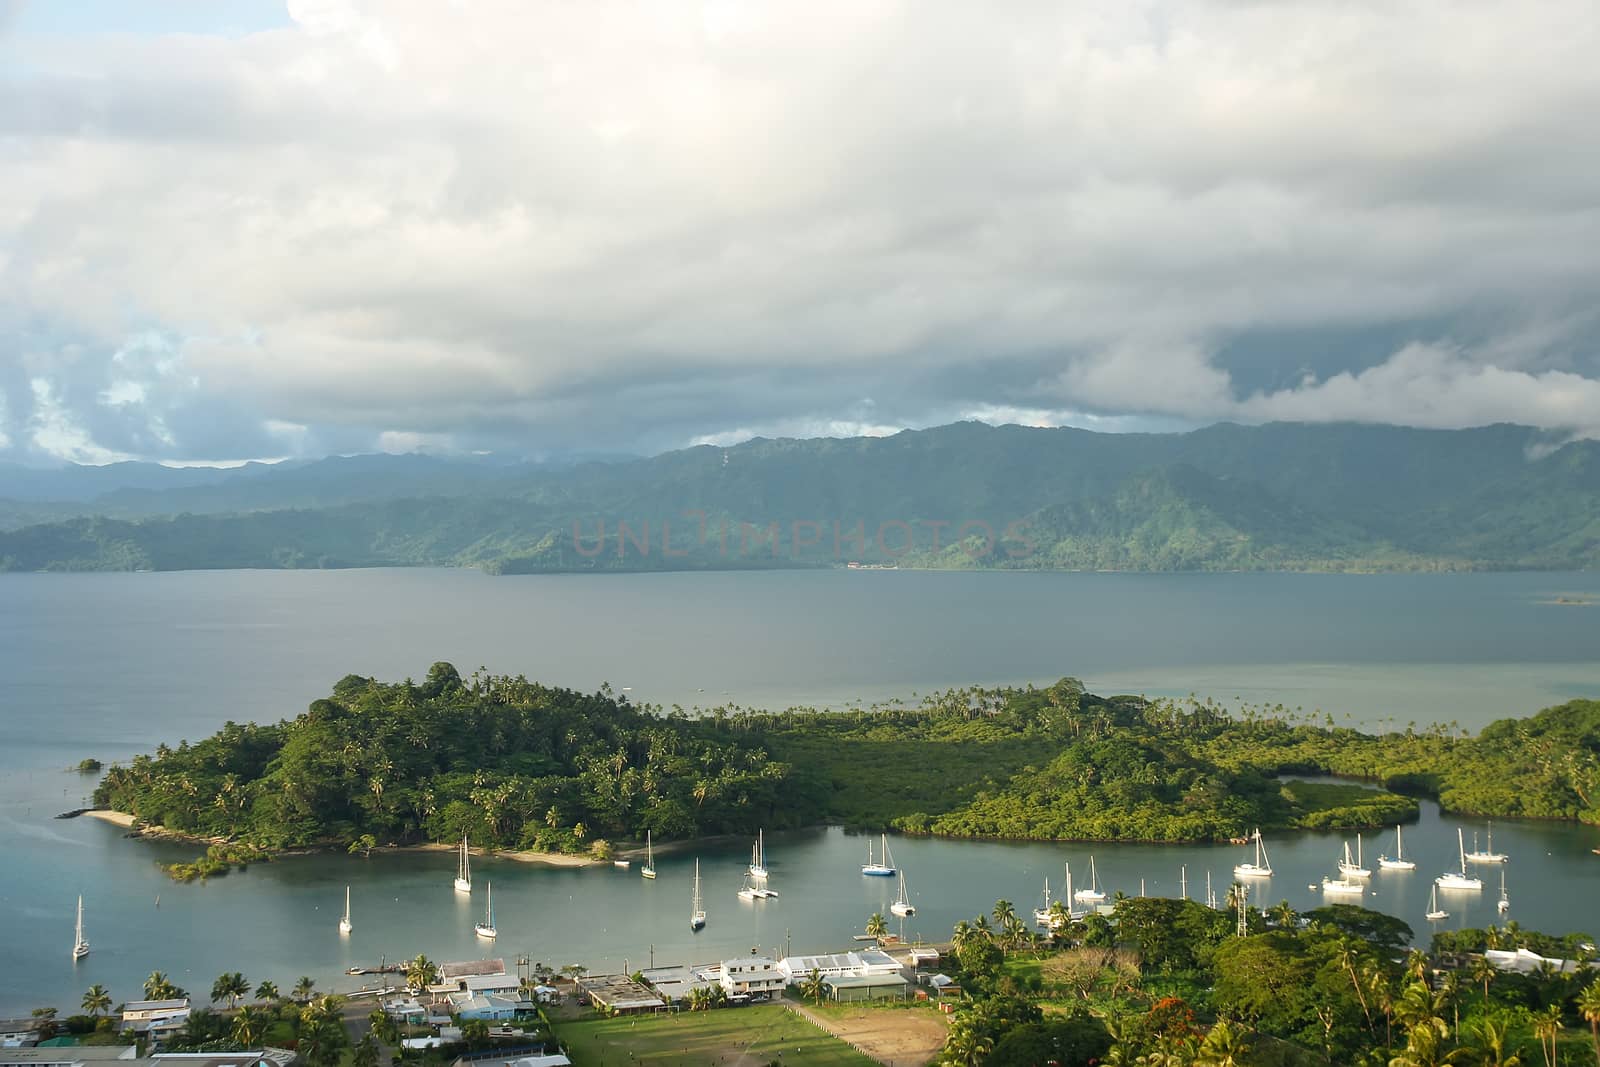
[3,568,1598,1014]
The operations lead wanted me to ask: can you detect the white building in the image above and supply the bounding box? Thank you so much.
[718,957,784,999]
[776,949,903,983]
[119,1000,191,1044]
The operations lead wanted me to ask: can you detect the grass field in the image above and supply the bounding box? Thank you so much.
[554,1004,878,1066]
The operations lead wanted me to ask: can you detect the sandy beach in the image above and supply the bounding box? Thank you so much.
[82,809,136,828]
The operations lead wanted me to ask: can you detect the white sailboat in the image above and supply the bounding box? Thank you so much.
[1074,856,1107,904]
[890,869,915,916]
[1233,828,1273,878]
[861,833,896,876]
[1497,867,1510,913]
[1337,835,1372,879]
[72,895,90,961]
[1425,884,1449,921]
[338,886,353,935]
[690,860,706,931]
[1435,828,1484,891]
[473,882,497,939]
[453,834,472,894]
[1465,822,1509,864]
[641,831,656,880]
[1378,825,1416,870]
[1032,876,1055,925]
[748,830,769,879]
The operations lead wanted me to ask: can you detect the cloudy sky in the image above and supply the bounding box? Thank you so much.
[3,0,1599,464]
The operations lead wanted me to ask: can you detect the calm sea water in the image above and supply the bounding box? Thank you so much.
[2,568,1598,1014]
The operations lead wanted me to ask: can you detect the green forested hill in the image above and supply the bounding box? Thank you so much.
[4,421,1598,572]
[92,667,1600,860]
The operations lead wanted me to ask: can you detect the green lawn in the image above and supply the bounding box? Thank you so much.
[554,1004,878,1067]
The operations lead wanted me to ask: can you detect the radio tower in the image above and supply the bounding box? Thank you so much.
[1236,882,1249,938]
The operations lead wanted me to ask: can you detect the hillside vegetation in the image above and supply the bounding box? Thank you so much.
[4,420,1600,572]
[92,666,1600,861]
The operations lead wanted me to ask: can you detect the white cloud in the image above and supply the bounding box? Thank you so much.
[2,0,1599,460]
[27,378,134,463]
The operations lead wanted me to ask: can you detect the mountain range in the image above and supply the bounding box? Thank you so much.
[1,421,1596,573]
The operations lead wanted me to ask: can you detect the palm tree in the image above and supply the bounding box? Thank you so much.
[865,913,888,939]
[1270,900,1297,929]
[405,954,439,993]
[992,899,1016,927]
[1578,981,1600,1067]
[1466,1015,1523,1067]
[951,920,975,950]
[1405,949,1430,983]
[1471,956,1498,1002]
[1334,937,1374,1034]
[1195,1020,1253,1066]
[292,976,317,1002]
[254,980,279,1004]
[231,1004,265,1047]
[1532,1004,1562,1067]
[351,1034,380,1067]
[686,986,710,1012]
[368,1007,400,1047]
[210,972,249,1010]
[144,971,177,1000]
[1002,914,1031,953]
[1047,899,1072,938]
[81,986,112,1018]
[799,968,827,1006]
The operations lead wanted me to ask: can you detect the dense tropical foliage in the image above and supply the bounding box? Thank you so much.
[94,668,1600,865]
[936,896,1599,1066]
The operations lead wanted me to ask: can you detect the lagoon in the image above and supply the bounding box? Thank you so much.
[2,568,1599,1013]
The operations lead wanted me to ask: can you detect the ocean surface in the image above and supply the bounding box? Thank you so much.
[2,568,1598,1014]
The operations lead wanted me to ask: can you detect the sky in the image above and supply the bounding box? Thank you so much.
[2,0,1599,465]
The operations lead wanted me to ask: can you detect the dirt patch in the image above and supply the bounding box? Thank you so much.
[790,1003,948,1066]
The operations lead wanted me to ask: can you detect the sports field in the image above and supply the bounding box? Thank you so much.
[555,1004,879,1066]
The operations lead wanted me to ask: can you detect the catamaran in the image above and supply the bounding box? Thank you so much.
[1378,825,1416,871]
[861,834,896,876]
[690,860,706,931]
[1074,855,1107,904]
[1497,867,1510,913]
[641,831,657,879]
[1337,835,1372,879]
[474,882,498,939]
[737,873,777,900]
[338,886,353,935]
[748,830,769,879]
[1233,828,1273,878]
[1425,884,1449,921]
[1435,828,1484,891]
[890,869,916,916]
[1465,822,1509,864]
[72,895,89,961]
[454,834,472,894]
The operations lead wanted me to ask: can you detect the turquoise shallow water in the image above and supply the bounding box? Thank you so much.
[2,568,1598,1014]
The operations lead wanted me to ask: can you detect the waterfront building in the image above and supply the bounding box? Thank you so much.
[574,974,665,1015]
[776,949,903,983]
[118,1001,190,1045]
[444,992,531,1022]
[718,957,784,999]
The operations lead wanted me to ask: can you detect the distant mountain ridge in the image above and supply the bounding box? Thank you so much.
[1,421,1596,573]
